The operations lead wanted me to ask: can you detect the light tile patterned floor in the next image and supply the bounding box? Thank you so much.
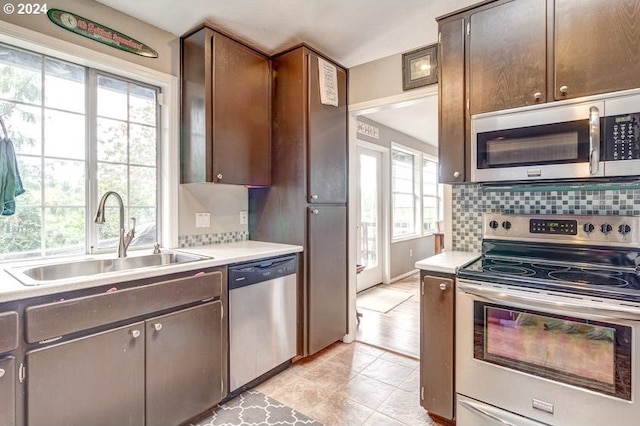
[254,341,444,426]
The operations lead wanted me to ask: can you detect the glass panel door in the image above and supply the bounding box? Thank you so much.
[356,146,382,292]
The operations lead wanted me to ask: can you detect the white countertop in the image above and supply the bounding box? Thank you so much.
[0,240,303,303]
[414,251,480,275]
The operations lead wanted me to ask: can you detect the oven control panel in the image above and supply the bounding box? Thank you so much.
[529,219,577,235]
[483,214,640,247]
[605,113,640,161]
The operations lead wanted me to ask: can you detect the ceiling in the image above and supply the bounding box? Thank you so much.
[96,0,478,145]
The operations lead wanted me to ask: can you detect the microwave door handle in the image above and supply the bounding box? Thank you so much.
[589,106,600,175]
[458,282,640,322]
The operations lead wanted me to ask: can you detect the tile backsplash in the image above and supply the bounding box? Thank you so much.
[452,182,640,252]
[178,231,248,248]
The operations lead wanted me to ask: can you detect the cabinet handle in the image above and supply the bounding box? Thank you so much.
[311,194,318,200]
[439,283,447,291]
[559,85,568,95]
[153,323,163,332]
[533,91,542,101]
[0,368,4,378]
[453,171,460,178]
[130,329,141,339]
[311,209,319,215]
[216,173,223,180]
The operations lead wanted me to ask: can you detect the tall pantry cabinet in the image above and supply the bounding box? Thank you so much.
[249,45,348,356]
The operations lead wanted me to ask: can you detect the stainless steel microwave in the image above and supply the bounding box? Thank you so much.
[471,89,640,182]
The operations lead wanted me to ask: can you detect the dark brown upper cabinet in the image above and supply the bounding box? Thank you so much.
[468,0,547,115]
[181,25,271,186]
[554,0,640,100]
[438,16,467,183]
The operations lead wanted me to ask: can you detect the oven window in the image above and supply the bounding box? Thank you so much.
[474,303,632,400]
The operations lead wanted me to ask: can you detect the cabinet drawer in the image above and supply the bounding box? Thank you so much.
[0,312,18,354]
[25,270,223,343]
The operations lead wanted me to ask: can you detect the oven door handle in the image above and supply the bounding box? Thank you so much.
[458,399,519,426]
[458,282,640,322]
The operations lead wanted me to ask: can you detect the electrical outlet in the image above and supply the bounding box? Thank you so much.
[240,210,248,225]
[196,212,210,228]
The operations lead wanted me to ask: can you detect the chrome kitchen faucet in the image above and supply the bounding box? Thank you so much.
[94,191,135,258]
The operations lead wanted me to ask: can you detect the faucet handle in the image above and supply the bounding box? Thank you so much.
[127,217,136,238]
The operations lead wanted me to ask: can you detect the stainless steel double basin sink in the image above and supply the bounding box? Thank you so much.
[7,251,210,286]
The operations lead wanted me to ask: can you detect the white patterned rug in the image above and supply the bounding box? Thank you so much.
[356,287,413,313]
[191,390,321,426]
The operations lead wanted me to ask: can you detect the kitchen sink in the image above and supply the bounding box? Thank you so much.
[7,251,210,286]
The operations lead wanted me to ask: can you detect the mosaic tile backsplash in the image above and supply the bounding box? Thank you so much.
[452,182,640,252]
[178,231,248,248]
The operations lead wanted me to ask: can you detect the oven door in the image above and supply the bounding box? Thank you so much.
[472,99,605,182]
[456,280,638,426]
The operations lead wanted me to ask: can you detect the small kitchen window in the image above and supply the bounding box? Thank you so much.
[391,144,420,240]
[0,42,160,261]
[422,155,442,235]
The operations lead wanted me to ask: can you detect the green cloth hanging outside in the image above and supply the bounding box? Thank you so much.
[0,136,25,216]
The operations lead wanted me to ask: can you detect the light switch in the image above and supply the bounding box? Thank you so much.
[196,212,210,228]
[240,210,248,225]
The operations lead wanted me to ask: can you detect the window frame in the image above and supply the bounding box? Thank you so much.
[422,153,442,236]
[390,143,442,243]
[0,21,178,262]
[390,142,422,242]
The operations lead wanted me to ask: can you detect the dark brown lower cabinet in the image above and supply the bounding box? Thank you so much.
[307,205,347,355]
[420,272,455,423]
[146,301,223,426]
[26,301,224,426]
[0,356,16,426]
[26,323,146,426]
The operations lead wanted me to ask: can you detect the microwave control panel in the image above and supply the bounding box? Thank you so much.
[605,113,640,161]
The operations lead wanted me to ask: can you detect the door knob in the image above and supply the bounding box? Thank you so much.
[311,209,319,215]
[453,171,460,178]
[311,194,318,200]
[130,329,141,339]
[153,323,163,332]
[0,368,4,378]
[439,283,447,291]
[559,85,568,95]
[533,91,542,101]
[216,173,223,180]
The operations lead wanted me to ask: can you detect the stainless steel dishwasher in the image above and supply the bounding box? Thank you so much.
[228,255,297,392]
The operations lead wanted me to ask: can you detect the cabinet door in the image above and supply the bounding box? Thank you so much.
[469,0,547,114]
[146,301,224,426]
[26,323,145,426]
[420,274,454,421]
[307,205,347,354]
[212,33,271,186]
[554,0,640,100]
[438,17,466,183]
[0,357,15,426]
[307,53,347,204]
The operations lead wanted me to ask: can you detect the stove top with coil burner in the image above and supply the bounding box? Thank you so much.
[457,214,640,302]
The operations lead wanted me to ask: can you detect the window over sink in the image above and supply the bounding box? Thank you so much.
[0,42,160,261]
